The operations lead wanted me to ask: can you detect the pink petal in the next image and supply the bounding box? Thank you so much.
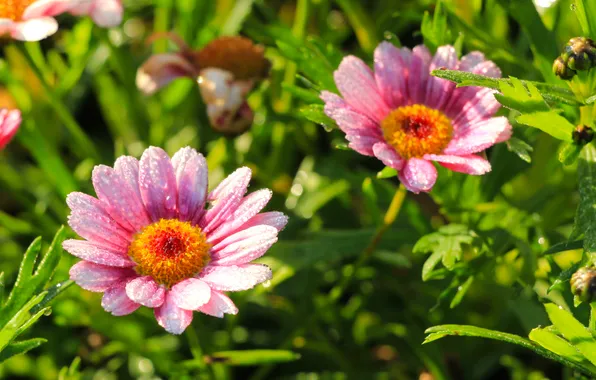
[398,158,437,193]
[139,147,178,222]
[424,154,491,175]
[425,45,458,109]
[211,225,279,265]
[125,276,166,308]
[136,53,196,95]
[345,134,382,157]
[374,42,411,108]
[237,211,288,233]
[334,56,390,122]
[102,281,141,316]
[200,167,252,233]
[199,264,272,291]
[372,142,405,171]
[0,109,21,150]
[92,165,151,232]
[198,289,238,318]
[69,261,135,292]
[22,0,79,18]
[208,189,272,243]
[170,278,211,310]
[458,51,487,72]
[89,0,123,27]
[66,192,131,250]
[408,45,432,104]
[320,91,382,139]
[445,117,512,155]
[9,17,58,41]
[63,239,134,267]
[171,147,208,224]
[154,291,193,334]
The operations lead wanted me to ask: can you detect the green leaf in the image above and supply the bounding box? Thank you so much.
[529,327,588,364]
[515,112,574,142]
[572,145,596,264]
[431,69,582,105]
[506,137,533,163]
[0,338,47,363]
[421,0,452,52]
[544,303,596,367]
[495,77,549,113]
[549,261,583,293]
[573,0,596,39]
[414,224,476,279]
[450,276,474,309]
[300,104,337,131]
[376,167,397,179]
[559,143,583,166]
[204,350,300,366]
[543,240,584,256]
[0,292,47,352]
[424,324,596,376]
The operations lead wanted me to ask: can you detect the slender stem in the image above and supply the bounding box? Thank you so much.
[17,43,100,162]
[185,324,212,378]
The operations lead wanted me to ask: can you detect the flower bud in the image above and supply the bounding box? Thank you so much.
[562,37,596,71]
[571,267,596,303]
[553,56,576,80]
[572,124,595,145]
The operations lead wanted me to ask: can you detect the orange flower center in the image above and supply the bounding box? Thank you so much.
[0,0,35,21]
[128,219,211,288]
[381,104,453,159]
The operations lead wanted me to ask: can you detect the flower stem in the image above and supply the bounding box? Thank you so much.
[185,323,212,378]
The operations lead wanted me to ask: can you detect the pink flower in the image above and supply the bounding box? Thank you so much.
[0,0,76,41]
[321,43,512,193]
[67,0,123,27]
[64,146,287,334]
[0,109,22,150]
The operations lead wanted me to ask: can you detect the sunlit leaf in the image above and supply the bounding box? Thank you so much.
[515,112,574,142]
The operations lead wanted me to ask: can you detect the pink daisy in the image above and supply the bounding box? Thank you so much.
[67,0,123,28]
[64,146,287,334]
[321,43,512,193]
[0,109,22,150]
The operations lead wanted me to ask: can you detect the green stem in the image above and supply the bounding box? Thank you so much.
[335,0,379,53]
[17,44,100,162]
[185,323,211,378]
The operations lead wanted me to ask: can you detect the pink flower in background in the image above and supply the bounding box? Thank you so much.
[0,0,77,41]
[0,109,22,150]
[67,0,123,27]
[64,146,287,334]
[321,43,512,193]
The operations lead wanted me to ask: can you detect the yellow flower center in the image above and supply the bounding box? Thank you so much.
[381,104,453,159]
[0,0,35,21]
[128,219,211,288]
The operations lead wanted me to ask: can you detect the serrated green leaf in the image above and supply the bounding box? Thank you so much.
[529,327,587,364]
[572,145,596,264]
[424,324,596,376]
[0,338,47,363]
[506,137,533,163]
[495,77,549,113]
[516,112,574,142]
[421,0,451,52]
[544,303,596,367]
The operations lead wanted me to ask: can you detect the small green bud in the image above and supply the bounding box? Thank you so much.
[571,267,596,303]
[572,124,595,145]
[563,37,596,71]
[553,56,576,80]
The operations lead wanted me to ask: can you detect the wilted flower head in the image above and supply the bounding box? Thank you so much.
[321,42,512,193]
[0,109,21,150]
[136,33,270,135]
[64,146,287,334]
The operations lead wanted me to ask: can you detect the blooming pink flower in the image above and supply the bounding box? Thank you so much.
[67,0,123,28]
[0,109,22,150]
[321,43,512,193]
[64,146,287,334]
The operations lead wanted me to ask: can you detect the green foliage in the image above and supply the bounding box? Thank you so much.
[421,0,452,53]
[516,111,574,142]
[495,77,549,113]
[572,145,596,264]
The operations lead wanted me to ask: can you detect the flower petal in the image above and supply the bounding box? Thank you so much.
[66,192,131,250]
[10,17,58,41]
[89,0,123,27]
[63,239,134,267]
[320,91,382,139]
[198,289,238,318]
[102,281,141,316]
[69,261,135,292]
[334,56,390,122]
[208,189,272,243]
[237,211,288,233]
[154,291,193,334]
[170,278,212,310]
[345,134,382,157]
[424,154,492,175]
[171,147,208,224]
[0,109,21,150]
[445,117,512,155]
[408,45,432,104]
[372,142,405,171]
[139,147,178,221]
[211,225,278,265]
[425,45,458,109]
[200,167,252,233]
[125,276,166,308]
[136,54,196,95]
[374,42,411,108]
[199,264,272,291]
[92,165,151,232]
[398,158,437,193]
[22,0,78,18]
